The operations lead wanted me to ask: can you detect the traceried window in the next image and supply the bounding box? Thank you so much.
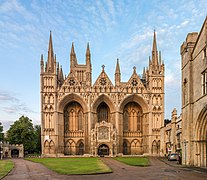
[204,48,206,59]
[183,78,188,104]
[97,102,110,122]
[123,110,129,130]
[78,110,83,130]
[64,102,84,132]
[202,70,207,95]
[137,112,142,131]
[123,102,143,132]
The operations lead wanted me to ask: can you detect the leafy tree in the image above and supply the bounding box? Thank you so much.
[0,122,3,141]
[7,116,36,153]
[34,125,41,153]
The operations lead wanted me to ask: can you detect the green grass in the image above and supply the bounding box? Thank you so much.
[114,157,149,166]
[26,157,112,175]
[0,160,14,179]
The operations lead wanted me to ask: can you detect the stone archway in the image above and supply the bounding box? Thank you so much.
[195,105,207,167]
[98,144,109,156]
[11,149,19,158]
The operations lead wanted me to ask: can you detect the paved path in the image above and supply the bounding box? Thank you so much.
[3,157,207,180]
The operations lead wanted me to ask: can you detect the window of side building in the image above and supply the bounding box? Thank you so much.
[202,69,207,95]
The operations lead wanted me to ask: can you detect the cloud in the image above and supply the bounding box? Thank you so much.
[0,92,19,102]
[0,91,37,115]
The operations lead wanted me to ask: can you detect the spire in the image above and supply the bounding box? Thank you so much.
[46,31,54,73]
[152,30,159,66]
[115,58,121,86]
[86,42,90,56]
[86,43,91,67]
[70,42,77,69]
[59,65,64,82]
[153,30,157,52]
[115,58,120,74]
[71,42,75,54]
[142,67,146,79]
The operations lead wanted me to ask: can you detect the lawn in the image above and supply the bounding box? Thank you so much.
[0,160,14,179]
[114,157,149,166]
[26,157,112,175]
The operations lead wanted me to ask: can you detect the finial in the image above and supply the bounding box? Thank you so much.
[41,54,43,61]
[133,66,136,73]
[102,65,105,71]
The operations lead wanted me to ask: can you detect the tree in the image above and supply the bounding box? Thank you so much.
[7,116,36,153]
[34,125,41,153]
[0,122,3,141]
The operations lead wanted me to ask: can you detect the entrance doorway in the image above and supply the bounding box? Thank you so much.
[11,149,19,158]
[98,144,109,156]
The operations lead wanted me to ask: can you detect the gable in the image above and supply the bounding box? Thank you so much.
[93,69,114,88]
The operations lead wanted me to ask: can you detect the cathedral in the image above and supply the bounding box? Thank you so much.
[40,31,165,157]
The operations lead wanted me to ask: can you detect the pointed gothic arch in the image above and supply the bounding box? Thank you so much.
[194,104,207,167]
[58,93,88,113]
[77,140,84,155]
[131,139,142,155]
[123,102,143,132]
[152,140,158,154]
[92,94,116,113]
[64,101,84,132]
[44,140,50,154]
[119,94,148,113]
[65,139,76,155]
[44,140,55,154]
[97,102,110,122]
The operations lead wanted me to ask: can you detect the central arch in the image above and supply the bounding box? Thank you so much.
[119,94,148,113]
[98,144,109,156]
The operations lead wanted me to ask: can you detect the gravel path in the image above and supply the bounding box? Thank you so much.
[3,157,207,180]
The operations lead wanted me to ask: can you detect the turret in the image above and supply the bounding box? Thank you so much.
[40,54,44,73]
[115,58,121,86]
[85,43,92,86]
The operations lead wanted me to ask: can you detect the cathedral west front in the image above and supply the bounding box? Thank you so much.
[40,31,165,157]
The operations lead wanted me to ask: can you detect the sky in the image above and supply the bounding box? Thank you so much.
[0,0,207,131]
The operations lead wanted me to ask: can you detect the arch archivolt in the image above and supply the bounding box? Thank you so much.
[195,104,207,141]
[119,94,148,113]
[57,93,88,113]
[194,105,207,167]
[91,94,116,113]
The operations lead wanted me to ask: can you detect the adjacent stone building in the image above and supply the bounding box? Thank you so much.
[0,142,24,158]
[40,31,165,157]
[161,108,182,156]
[181,16,207,167]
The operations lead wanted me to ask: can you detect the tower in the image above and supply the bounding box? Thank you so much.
[145,30,165,154]
[40,32,61,155]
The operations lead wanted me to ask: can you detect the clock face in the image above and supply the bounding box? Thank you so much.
[131,79,138,86]
[69,79,75,86]
[99,78,107,86]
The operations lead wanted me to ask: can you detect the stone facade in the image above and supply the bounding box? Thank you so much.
[0,142,24,158]
[161,108,182,156]
[181,16,207,167]
[40,31,165,157]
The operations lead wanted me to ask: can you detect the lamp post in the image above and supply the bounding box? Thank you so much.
[0,141,2,160]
